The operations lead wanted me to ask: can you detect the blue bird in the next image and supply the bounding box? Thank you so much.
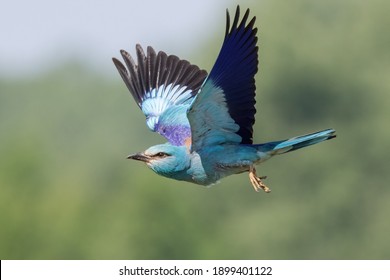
[112,6,336,192]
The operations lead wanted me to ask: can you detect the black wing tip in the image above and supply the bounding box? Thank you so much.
[225,6,257,37]
[112,56,126,71]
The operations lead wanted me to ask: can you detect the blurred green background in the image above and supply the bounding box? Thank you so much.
[1,0,390,259]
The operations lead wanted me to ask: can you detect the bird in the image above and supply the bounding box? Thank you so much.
[112,6,336,193]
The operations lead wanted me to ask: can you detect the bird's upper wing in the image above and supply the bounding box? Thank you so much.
[188,6,259,151]
[113,45,207,145]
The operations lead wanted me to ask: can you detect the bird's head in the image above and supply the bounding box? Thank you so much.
[127,143,190,177]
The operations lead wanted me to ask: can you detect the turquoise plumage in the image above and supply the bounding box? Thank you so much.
[113,6,336,192]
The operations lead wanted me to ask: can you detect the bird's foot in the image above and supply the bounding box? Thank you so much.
[249,166,271,193]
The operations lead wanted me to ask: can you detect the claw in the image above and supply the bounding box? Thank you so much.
[249,166,271,193]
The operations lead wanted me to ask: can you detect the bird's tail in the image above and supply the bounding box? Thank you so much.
[256,128,336,156]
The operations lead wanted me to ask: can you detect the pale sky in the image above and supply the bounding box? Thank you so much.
[0,0,237,77]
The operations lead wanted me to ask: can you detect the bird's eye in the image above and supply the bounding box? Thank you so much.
[154,152,169,157]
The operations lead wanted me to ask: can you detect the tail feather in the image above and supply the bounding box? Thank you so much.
[257,128,336,155]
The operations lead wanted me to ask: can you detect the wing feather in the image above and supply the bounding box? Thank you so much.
[113,45,207,145]
[188,6,259,150]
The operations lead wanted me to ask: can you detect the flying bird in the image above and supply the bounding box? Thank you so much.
[112,6,336,192]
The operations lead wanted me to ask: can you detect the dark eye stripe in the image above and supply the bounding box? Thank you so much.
[153,152,170,157]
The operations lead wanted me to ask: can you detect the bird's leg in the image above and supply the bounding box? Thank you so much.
[249,165,271,193]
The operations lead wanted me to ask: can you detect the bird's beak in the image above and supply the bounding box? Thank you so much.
[127,152,150,162]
